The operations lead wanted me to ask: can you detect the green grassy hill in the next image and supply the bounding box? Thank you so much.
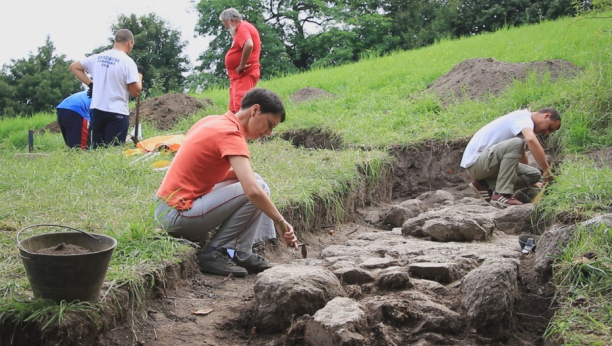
[1,14,611,344]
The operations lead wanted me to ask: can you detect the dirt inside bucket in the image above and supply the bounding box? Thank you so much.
[35,243,91,255]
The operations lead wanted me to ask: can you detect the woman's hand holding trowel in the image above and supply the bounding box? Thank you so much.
[275,218,298,250]
[275,218,308,258]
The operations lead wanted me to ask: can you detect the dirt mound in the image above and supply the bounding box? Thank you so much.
[129,93,213,131]
[41,120,61,134]
[290,87,335,104]
[40,94,212,134]
[427,58,580,103]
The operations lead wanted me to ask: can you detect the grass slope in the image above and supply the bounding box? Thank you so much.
[0,14,611,342]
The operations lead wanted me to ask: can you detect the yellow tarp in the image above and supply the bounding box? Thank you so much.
[125,134,185,156]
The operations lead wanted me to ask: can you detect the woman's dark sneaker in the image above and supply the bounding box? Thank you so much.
[233,253,277,274]
[197,249,248,277]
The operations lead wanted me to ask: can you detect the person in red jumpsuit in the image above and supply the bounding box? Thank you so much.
[219,8,261,113]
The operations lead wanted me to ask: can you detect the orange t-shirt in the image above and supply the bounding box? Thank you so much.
[156,111,250,210]
[225,20,261,79]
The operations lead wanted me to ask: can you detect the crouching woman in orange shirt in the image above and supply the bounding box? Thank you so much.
[154,88,298,277]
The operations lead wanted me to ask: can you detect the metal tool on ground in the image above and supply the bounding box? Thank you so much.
[521,238,535,254]
[131,95,141,146]
[276,220,307,258]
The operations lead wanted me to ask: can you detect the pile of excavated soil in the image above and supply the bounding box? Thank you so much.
[41,121,62,134]
[427,58,580,103]
[128,93,213,131]
[40,93,213,134]
[35,243,90,255]
[289,87,335,104]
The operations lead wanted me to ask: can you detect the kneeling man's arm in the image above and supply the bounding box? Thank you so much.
[521,128,552,180]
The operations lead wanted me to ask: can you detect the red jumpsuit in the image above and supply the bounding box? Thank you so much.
[225,20,261,113]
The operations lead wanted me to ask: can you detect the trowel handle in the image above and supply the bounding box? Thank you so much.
[275,218,296,248]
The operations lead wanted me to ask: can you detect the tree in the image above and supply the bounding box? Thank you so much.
[0,36,81,117]
[194,0,359,82]
[92,13,190,96]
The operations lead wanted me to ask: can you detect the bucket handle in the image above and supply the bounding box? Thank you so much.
[18,253,32,260]
[17,224,101,248]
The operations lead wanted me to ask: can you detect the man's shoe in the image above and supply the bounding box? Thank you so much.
[197,250,248,277]
[469,180,492,202]
[491,193,523,207]
[233,253,277,274]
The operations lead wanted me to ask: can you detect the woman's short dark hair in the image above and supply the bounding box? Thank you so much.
[241,88,286,122]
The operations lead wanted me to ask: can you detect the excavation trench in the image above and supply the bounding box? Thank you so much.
[1,137,556,346]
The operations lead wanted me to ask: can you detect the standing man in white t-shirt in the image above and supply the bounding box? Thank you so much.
[69,29,144,148]
[460,108,561,207]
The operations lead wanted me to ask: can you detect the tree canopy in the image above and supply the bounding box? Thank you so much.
[0,37,81,117]
[92,13,190,96]
[193,0,576,85]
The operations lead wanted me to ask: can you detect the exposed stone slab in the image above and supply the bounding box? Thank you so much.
[334,267,375,285]
[411,278,450,296]
[492,204,535,235]
[320,245,363,258]
[360,257,400,269]
[384,206,417,227]
[416,190,455,208]
[364,291,463,334]
[402,204,498,238]
[461,259,519,339]
[408,262,459,284]
[399,199,428,214]
[422,215,495,241]
[376,267,412,290]
[254,265,346,332]
[304,297,370,346]
[535,214,612,278]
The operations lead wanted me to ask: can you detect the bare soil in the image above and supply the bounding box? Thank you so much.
[289,87,335,104]
[427,58,580,104]
[34,243,90,255]
[41,93,213,134]
[128,93,213,131]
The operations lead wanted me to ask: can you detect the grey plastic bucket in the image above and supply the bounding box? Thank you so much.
[17,224,117,302]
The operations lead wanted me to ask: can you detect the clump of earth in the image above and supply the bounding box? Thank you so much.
[41,93,213,134]
[290,87,335,104]
[427,58,580,103]
[128,93,213,131]
[35,243,90,255]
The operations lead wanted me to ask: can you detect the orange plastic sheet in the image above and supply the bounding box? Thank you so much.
[125,134,185,156]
